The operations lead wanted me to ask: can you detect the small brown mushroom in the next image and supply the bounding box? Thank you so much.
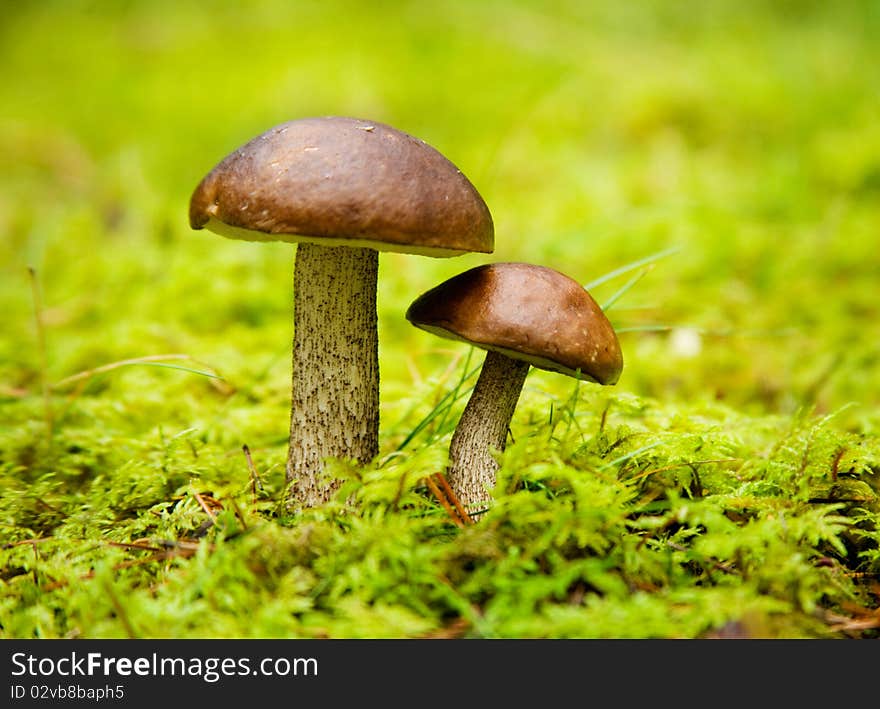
[406,262,623,510]
[190,116,493,509]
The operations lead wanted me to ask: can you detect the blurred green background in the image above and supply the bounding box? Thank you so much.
[1,0,878,437]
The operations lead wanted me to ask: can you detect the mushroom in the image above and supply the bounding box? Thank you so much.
[405,262,623,510]
[189,116,493,509]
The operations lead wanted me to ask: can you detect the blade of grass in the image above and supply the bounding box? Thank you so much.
[51,354,225,390]
[585,246,680,290]
[614,324,798,336]
[433,347,478,436]
[394,353,482,452]
[601,266,653,311]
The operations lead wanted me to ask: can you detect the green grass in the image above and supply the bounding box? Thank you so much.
[1,0,879,638]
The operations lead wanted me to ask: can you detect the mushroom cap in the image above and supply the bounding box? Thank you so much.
[406,262,623,384]
[189,116,494,256]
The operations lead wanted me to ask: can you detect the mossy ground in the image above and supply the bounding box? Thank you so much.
[2,0,879,638]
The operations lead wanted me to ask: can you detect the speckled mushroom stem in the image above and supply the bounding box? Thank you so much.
[447,349,531,511]
[286,243,379,509]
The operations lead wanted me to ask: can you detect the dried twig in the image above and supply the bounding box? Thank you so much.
[192,489,218,522]
[2,537,58,550]
[105,540,167,553]
[424,472,474,527]
[242,444,264,505]
[228,497,249,531]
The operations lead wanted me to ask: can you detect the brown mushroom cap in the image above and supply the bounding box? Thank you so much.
[189,116,494,256]
[406,262,623,384]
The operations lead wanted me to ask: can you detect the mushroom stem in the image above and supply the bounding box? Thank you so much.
[286,242,379,508]
[447,349,531,510]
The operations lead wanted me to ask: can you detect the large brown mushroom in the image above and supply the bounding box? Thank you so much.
[406,262,622,511]
[189,116,493,509]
